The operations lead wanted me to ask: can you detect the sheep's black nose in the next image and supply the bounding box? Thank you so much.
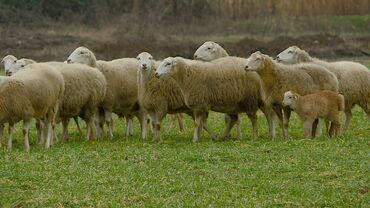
[194,55,198,59]
[142,64,147,69]
[67,59,71,63]
[155,72,159,78]
[276,56,280,60]
[245,65,249,70]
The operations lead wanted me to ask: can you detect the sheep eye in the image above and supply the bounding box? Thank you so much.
[288,51,293,54]
[21,65,25,67]
[137,57,140,60]
[79,52,84,55]
[165,63,171,67]
[149,57,153,60]
[207,47,211,50]
[13,60,17,63]
[256,58,261,61]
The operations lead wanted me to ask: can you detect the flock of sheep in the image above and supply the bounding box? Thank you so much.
[1,41,369,151]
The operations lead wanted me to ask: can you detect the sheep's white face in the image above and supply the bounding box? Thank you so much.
[1,55,17,75]
[245,52,264,71]
[193,41,219,61]
[282,91,298,107]
[7,59,28,76]
[137,52,154,72]
[276,46,299,64]
[155,57,175,78]
[67,47,92,65]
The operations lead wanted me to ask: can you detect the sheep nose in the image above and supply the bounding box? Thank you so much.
[194,54,198,59]
[155,72,159,78]
[245,65,249,70]
[142,64,147,69]
[5,71,11,76]
[67,59,71,63]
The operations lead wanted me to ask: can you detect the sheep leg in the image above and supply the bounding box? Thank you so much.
[329,116,341,137]
[138,112,147,140]
[86,118,95,141]
[95,111,104,138]
[176,114,185,131]
[62,118,69,142]
[272,105,286,139]
[125,117,133,137]
[311,119,319,138]
[45,119,53,149]
[23,120,31,152]
[166,115,175,132]
[219,114,239,141]
[129,118,134,136]
[150,113,162,142]
[52,122,58,145]
[74,117,83,135]
[7,124,14,150]
[36,119,42,144]
[193,112,206,143]
[105,111,113,139]
[314,119,323,137]
[39,120,45,145]
[342,109,352,134]
[260,106,276,139]
[247,112,258,141]
[283,107,291,138]
[0,123,3,148]
[303,119,314,138]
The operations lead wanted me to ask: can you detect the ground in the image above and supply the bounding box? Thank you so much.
[0,105,369,207]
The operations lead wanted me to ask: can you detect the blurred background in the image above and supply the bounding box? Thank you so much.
[0,0,369,62]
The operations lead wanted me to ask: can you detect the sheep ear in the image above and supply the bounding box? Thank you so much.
[293,95,298,99]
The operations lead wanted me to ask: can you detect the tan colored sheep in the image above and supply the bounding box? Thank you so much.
[245,51,339,138]
[155,56,268,142]
[277,46,370,133]
[67,46,147,139]
[137,52,216,142]
[0,63,65,151]
[282,90,345,138]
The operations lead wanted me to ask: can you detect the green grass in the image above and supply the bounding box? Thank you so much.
[0,106,369,207]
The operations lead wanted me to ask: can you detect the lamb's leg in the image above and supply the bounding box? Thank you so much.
[260,106,276,140]
[86,117,95,141]
[329,115,341,137]
[74,117,83,135]
[23,120,31,152]
[36,119,42,144]
[303,119,314,138]
[45,119,53,149]
[219,114,239,141]
[7,124,14,150]
[61,118,69,142]
[314,119,323,137]
[39,120,45,145]
[272,105,286,139]
[150,113,162,142]
[166,115,175,132]
[0,123,3,148]
[95,109,104,138]
[342,109,352,134]
[311,119,319,138]
[283,107,291,138]
[247,112,258,141]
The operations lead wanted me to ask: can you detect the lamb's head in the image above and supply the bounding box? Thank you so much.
[282,91,299,109]
[1,55,17,75]
[67,46,96,66]
[155,57,180,78]
[245,51,270,72]
[276,46,310,64]
[7,58,34,76]
[193,41,228,61]
[137,52,154,72]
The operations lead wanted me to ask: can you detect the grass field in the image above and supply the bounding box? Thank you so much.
[0,65,369,207]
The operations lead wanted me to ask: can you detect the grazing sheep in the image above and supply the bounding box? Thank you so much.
[194,41,276,139]
[277,46,370,133]
[245,51,339,138]
[1,55,17,76]
[155,56,268,142]
[282,90,345,138]
[67,46,147,139]
[137,52,216,141]
[0,63,65,151]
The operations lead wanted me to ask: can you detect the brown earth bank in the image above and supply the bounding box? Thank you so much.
[1,26,369,62]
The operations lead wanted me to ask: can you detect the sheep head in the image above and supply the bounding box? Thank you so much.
[67,46,96,67]
[245,51,269,72]
[7,58,33,76]
[155,57,182,78]
[137,52,154,72]
[277,46,311,64]
[193,41,228,61]
[1,55,17,74]
[283,91,299,109]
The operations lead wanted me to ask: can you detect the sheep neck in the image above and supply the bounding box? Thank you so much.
[257,59,277,92]
[139,68,155,92]
[171,63,193,94]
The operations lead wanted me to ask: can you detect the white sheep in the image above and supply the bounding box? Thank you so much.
[67,46,147,139]
[155,56,269,142]
[0,63,65,151]
[277,46,370,133]
[194,41,276,139]
[282,90,345,138]
[137,52,216,141]
[245,51,339,138]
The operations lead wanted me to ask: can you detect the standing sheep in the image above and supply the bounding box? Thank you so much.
[277,46,370,133]
[0,63,65,151]
[137,52,216,141]
[155,56,268,142]
[194,41,276,139]
[67,46,147,139]
[245,51,339,138]
[282,90,345,138]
